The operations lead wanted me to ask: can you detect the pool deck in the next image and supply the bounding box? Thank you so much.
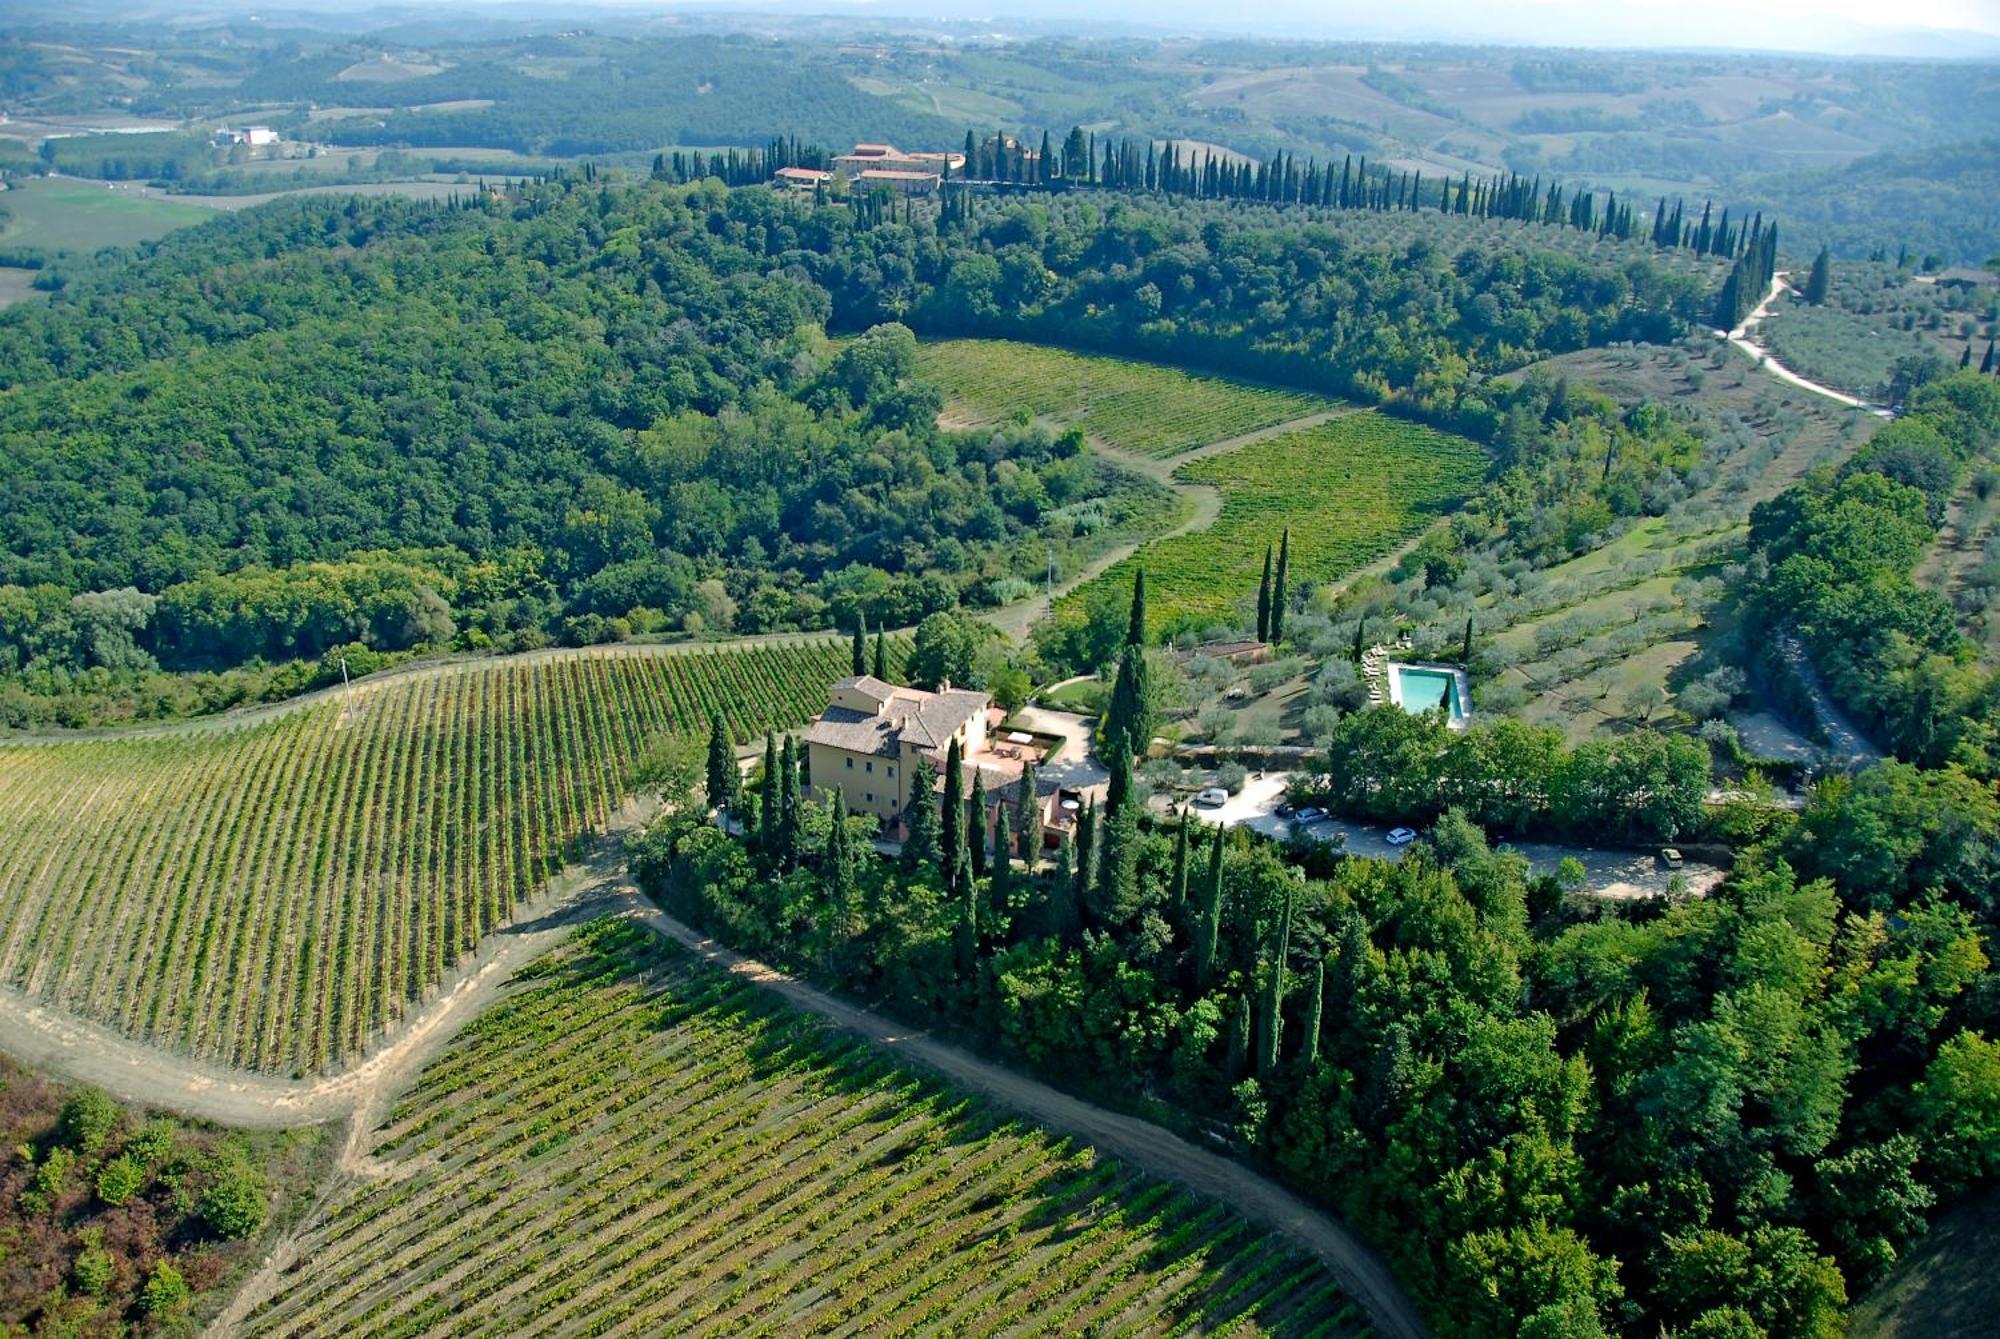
[1385,661,1473,729]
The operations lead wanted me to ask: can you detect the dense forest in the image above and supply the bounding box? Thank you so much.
[0,178,1703,725]
[632,609,2000,1335]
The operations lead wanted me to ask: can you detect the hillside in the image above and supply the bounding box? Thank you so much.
[241,918,1366,1337]
[0,638,886,1073]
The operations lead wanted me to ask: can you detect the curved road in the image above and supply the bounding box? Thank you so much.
[1722,272,1893,418]
[4,862,1430,1339]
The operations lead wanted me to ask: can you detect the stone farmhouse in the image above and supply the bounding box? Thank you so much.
[802,675,1057,841]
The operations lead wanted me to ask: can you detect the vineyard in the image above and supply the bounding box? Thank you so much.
[916,338,1334,458]
[0,639,883,1076]
[245,918,1364,1338]
[1062,413,1488,637]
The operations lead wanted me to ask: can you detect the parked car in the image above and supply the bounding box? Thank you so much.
[1274,801,1294,817]
[1194,788,1230,808]
[1292,807,1326,824]
[1386,827,1418,846]
[1659,847,1685,870]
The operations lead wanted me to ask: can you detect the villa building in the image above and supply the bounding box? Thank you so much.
[802,675,1058,839]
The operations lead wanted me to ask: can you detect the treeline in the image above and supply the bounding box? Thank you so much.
[1712,216,1781,330]
[936,123,1791,262]
[1747,370,2000,775]
[633,700,2000,1336]
[651,136,828,188]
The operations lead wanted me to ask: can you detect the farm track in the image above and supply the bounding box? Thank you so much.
[982,407,1361,641]
[1725,272,1894,417]
[5,844,1426,1339]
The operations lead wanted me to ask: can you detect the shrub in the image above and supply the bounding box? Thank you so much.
[1216,762,1248,794]
[96,1153,147,1206]
[197,1158,268,1240]
[141,1259,191,1317]
[73,1234,115,1297]
[56,1087,122,1155]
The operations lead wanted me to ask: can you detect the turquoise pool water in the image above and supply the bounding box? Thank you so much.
[1395,666,1465,721]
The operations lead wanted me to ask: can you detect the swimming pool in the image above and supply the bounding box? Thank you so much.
[1388,664,1469,724]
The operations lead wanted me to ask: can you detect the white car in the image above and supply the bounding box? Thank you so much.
[1292,807,1326,824]
[1194,787,1230,808]
[1385,827,1418,846]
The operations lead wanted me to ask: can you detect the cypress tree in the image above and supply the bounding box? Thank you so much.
[705,712,733,814]
[1805,245,1832,305]
[1105,744,1132,819]
[872,631,888,681]
[968,770,989,879]
[759,733,780,854]
[779,736,801,870]
[1194,824,1224,990]
[1169,809,1191,922]
[1360,1023,1414,1136]
[991,805,1013,910]
[1982,339,1996,376]
[1271,530,1291,643]
[1055,829,1074,884]
[903,757,940,869]
[1301,957,1325,1069]
[851,614,867,677]
[1353,616,1366,664]
[941,739,965,893]
[955,860,978,976]
[1256,544,1273,643]
[1462,614,1474,665]
[1072,797,1096,927]
[1092,780,1141,928]
[1015,761,1042,865]
[1965,346,1975,370]
[1104,643,1153,762]
[1126,569,1148,646]
[1256,884,1294,1078]
[1226,993,1252,1081]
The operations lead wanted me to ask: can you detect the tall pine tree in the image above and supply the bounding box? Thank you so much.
[1256,545,1273,643]
[872,631,889,682]
[968,770,989,880]
[778,736,801,870]
[902,757,940,869]
[941,738,966,894]
[1126,569,1148,646]
[851,614,867,677]
[1194,824,1225,990]
[1015,761,1041,865]
[759,733,780,855]
[1271,530,1291,643]
[705,712,734,814]
[1805,245,1832,305]
[1257,882,1293,1078]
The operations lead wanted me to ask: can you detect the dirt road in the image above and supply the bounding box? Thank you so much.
[980,407,1357,641]
[629,896,1433,1339]
[1723,273,1893,417]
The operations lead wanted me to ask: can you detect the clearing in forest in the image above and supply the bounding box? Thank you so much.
[244,918,1365,1338]
[0,639,884,1076]
[1059,413,1487,639]
[916,337,1335,458]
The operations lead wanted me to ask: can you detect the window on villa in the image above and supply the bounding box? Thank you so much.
[865,792,874,804]
[845,757,853,769]
[866,760,874,774]
[888,766,895,778]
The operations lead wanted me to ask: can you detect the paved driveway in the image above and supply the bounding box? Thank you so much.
[1011,705,1108,790]
[1173,771,1726,900]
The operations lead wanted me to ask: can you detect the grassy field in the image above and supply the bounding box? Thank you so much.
[1851,1184,2000,1338]
[0,266,42,309]
[0,639,886,1076]
[0,177,215,253]
[1463,340,1883,736]
[246,918,1363,1338]
[916,338,1335,459]
[1063,412,1488,639]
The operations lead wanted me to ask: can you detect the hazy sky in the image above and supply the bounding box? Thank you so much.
[689,0,2000,51]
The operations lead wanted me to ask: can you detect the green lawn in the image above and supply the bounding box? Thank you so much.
[1060,412,1488,639]
[916,337,1335,459]
[0,177,216,254]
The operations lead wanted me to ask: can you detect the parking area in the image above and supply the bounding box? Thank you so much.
[1169,771,1726,901]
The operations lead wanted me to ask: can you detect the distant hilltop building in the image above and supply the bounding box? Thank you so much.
[773,143,967,198]
[213,126,279,147]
